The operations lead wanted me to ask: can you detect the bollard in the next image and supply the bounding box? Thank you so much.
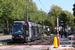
[54,37,58,48]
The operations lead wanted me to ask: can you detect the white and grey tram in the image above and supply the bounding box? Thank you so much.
[12,21,42,42]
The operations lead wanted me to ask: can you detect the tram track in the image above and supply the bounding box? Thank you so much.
[1,35,56,46]
[24,35,56,45]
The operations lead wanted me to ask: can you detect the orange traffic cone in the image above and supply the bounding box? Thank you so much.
[54,37,58,48]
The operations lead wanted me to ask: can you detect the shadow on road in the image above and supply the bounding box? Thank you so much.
[0,39,25,46]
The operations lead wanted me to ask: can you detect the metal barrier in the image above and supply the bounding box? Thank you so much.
[68,35,75,46]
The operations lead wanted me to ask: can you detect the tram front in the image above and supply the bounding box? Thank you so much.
[12,22,24,41]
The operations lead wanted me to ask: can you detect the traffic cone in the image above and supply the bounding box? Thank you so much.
[54,37,58,48]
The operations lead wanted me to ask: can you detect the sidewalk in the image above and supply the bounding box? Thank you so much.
[49,36,74,50]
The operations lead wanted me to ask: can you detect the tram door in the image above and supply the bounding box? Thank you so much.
[23,25,29,41]
[33,26,35,39]
[26,25,29,37]
[35,27,37,39]
[23,26,26,41]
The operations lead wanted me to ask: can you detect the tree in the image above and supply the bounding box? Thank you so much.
[0,0,48,32]
[59,11,67,27]
[64,11,73,27]
[48,5,62,27]
[0,0,33,32]
[48,4,74,28]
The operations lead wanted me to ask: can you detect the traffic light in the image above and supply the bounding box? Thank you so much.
[73,4,75,16]
[59,20,64,26]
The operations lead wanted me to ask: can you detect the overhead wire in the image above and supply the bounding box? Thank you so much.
[39,0,48,13]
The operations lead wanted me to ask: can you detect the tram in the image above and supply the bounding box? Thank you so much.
[12,21,42,42]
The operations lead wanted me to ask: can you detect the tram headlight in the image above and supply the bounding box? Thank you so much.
[21,36,24,38]
[12,36,14,38]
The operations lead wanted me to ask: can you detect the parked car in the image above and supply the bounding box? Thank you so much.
[41,30,48,34]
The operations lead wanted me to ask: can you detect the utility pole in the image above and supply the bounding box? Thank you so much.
[42,13,44,32]
[26,5,28,21]
[57,16,60,47]
[42,13,44,38]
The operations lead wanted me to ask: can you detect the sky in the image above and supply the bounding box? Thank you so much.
[33,0,75,14]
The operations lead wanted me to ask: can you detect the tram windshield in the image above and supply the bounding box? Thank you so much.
[13,24,23,35]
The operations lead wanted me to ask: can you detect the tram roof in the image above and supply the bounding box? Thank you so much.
[14,21,27,25]
[13,21,41,27]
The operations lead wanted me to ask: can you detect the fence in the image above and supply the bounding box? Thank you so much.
[68,35,75,46]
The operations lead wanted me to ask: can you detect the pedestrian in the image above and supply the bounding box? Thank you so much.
[61,31,63,38]
[64,31,67,38]
[68,30,71,35]
[66,30,68,38]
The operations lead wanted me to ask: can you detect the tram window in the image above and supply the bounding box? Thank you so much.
[32,27,35,35]
[35,28,37,34]
[37,28,39,33]
[14,23,22,25]
[33,29,34,35]
[39,28,41,33]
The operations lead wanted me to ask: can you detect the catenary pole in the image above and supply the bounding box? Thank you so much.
[26,5,28,21]
[42,14,44,32]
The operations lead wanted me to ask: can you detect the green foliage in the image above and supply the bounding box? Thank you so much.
[0,0,47,30]
[64,11,73,27]
[48,5,62,27]
[59,11,73,27]
[42,33,54,36]
[0,0,74,31]
[42,34,47,36]
[48,4,73,27]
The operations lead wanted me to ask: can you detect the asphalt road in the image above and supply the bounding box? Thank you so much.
[0,35,51,50]
[0,35,12,40]
[0,35,12,43]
